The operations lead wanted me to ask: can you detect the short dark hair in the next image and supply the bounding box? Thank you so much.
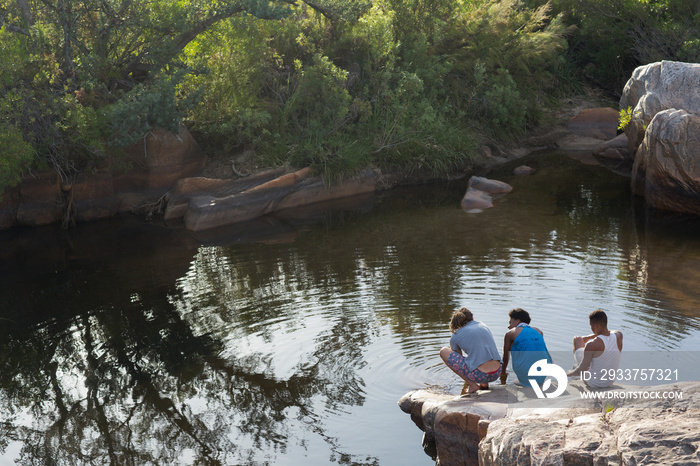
[589,309,608,326]
[449,307,474,333]
[508,308,531,324]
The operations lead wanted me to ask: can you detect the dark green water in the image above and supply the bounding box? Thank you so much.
[2,150,700,465]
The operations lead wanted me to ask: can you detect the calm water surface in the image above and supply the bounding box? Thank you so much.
[2,151,700,465]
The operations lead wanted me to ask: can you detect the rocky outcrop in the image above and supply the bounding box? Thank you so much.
[400,382,700,466]
[617,60,700,215]
[398,388,510,466]
[620,60,700,157]
[3,125,205,228]
[461,177,513,212]
[631,109,700,215]
[481,381,700,465]
[173,168,376,232]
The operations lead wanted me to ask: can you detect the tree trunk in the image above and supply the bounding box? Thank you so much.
[17,0,34,25]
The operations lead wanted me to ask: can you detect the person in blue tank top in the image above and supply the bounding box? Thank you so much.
[440,307,502,394]
[500,308,552,387]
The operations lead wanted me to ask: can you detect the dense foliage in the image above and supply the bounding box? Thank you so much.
[0,0,696,191]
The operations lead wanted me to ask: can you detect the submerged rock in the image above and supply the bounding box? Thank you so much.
[513,165,535,176]
[461,176,512,213]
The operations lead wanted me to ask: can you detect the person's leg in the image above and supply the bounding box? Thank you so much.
[440,347,480,393]
[572,336,585,353]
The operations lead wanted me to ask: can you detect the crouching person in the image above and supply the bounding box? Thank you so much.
[440,307,502,394]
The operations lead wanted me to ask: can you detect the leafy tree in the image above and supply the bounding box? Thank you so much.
[551,0,700,94]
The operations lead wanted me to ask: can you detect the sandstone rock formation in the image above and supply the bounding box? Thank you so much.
[620,61,700,157]
[480,381,700,465]
[3,125,205,228]
[631,109,700,215]
[176,168,376,232]
[400,382,700,466]
[619,60,700,215]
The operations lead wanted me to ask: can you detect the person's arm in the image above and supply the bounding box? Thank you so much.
[567,338,604,377]
[449,334,461,354]
[500,331,513,384]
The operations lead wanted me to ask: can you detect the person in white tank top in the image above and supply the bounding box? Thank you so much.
[567,309,623,388]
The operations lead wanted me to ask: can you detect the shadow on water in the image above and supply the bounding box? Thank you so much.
[2,150,700,464]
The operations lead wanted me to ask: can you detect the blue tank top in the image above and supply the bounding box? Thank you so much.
[511,325,551,386]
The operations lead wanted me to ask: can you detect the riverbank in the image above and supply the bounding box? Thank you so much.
[0,90,618,232]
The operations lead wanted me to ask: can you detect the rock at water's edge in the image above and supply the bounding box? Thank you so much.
[631,109,700,215]
[620,60,700,157]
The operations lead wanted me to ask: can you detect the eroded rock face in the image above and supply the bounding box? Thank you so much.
[620,60,700,157]
[72,169,118,222]
[5,125,206,228]
[114,125,205,191]
[631,109,700,215]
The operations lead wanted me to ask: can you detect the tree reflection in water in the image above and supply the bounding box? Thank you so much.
[0,282,374,464]
[0,215,380,465]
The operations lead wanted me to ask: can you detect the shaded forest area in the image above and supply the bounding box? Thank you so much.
[1,0,698,190]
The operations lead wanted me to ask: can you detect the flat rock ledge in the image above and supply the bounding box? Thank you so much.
[164,167,377,231]
[399,381,700,466]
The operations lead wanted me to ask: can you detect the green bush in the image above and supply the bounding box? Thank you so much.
[0,123,34,194]
[552,0,700,94]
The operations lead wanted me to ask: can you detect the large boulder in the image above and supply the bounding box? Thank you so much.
[398,387,510,466]
[631,109,700,215]
[620,60,700,157]
[113,125,205,192]
[111,124,205,212]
